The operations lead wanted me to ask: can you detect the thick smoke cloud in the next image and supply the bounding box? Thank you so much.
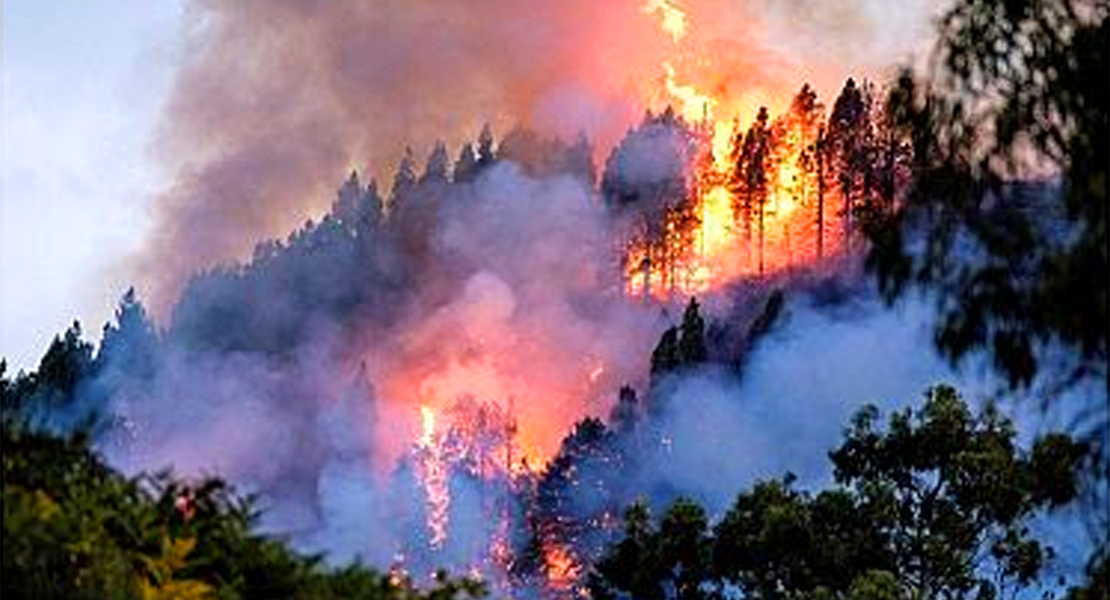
[634,290,963,516]
[93,0,956,576]
[103,157,664,566]
[139,0,666,309]
[136,0,938,311]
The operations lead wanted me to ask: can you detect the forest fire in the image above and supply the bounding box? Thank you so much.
[416,405,450,549]
[622,0,845,300]
[384,1,908,591]
[617,0,916,304]
[47,1,911,596]
[9,0,1102,598]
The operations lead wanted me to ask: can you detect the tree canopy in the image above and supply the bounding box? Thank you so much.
[863,0,1108,396]
[589,385,1090,600]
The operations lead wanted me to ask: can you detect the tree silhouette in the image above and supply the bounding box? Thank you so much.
[861,1,1108,549]
[590,386,1086,600]
[453,143,479,183]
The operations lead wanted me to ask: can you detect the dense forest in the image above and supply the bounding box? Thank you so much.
[3,0,1107,598]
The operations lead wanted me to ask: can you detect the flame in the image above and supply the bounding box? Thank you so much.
[380,0,861,584]
[543,541,582,593]
[641,0,688,43]
[419,405,436,446]
[624,0,846,300]
[662,62,715,124]
[416,405,450,549]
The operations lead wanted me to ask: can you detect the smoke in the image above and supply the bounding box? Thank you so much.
[632,288,963,517]
[138,0,665,309]
[364,162,662,465]
[87,0,954,577]
[101,156,665,567]
[136,0,938,311]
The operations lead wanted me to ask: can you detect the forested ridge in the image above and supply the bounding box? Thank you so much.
[3,0,1107,597]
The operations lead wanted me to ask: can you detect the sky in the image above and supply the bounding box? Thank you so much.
[1,0,182,370]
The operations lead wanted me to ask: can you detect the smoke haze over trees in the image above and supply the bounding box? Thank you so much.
[3,0,1106,598]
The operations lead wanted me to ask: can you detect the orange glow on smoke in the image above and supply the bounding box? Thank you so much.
[624,0,834,301]
[372,2,848,575]
[642,0,688,43]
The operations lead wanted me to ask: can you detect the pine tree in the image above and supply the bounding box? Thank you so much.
[421,141,450,185]
[477,123,496,168]
[677,297,707,365]
[826,78,874,253]
[650,328,680,378]
[454,143,478,183]
[333,170,362,225]
[97,288,158,381]
[390,147,417,207]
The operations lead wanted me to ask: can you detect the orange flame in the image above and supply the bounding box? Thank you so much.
[641,0,688,43]
[416,405,450,549]
[625,0,841,300]
[543,541,582,593]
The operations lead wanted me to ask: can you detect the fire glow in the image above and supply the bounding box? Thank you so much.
[387,0,878,591]
[624,0,841,301]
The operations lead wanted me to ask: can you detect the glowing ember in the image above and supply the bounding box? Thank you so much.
[416,405,450,550]
[543,541,582,593]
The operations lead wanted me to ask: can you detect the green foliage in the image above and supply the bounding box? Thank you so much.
[589,500,711,600]
[521,416,626,591]
[0,403,486,600]
[830,385,1085,598]
[864,0,1108,393]
[1,321,99,431]
[589,385,1085,600]
[98,287,159,381]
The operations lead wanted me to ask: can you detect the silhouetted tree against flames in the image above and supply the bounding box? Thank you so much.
[862,0,1108,566]
[476,123,497,170]
[453,143,479,183]
[826,78,875,255]
[785,84,827,261]
[602,107,700,298]
[731,107,772,272]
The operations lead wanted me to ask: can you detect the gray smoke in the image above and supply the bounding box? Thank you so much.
[134,0,939,312]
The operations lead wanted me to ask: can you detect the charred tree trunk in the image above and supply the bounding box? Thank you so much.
[816,129,826,261]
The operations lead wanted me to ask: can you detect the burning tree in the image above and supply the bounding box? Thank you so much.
[604,76,911,303]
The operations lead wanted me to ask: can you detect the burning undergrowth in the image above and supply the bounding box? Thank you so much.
[47,0,931,595]
[80,92,909,595]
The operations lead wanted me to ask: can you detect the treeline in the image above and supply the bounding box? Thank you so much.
[602,77,913,295]
[2,364,485,600]
[171,123,595,357]
[3,299,1104,599]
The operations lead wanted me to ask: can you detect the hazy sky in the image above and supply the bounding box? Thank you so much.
[0,0,941,371]
[1,0,182,369]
